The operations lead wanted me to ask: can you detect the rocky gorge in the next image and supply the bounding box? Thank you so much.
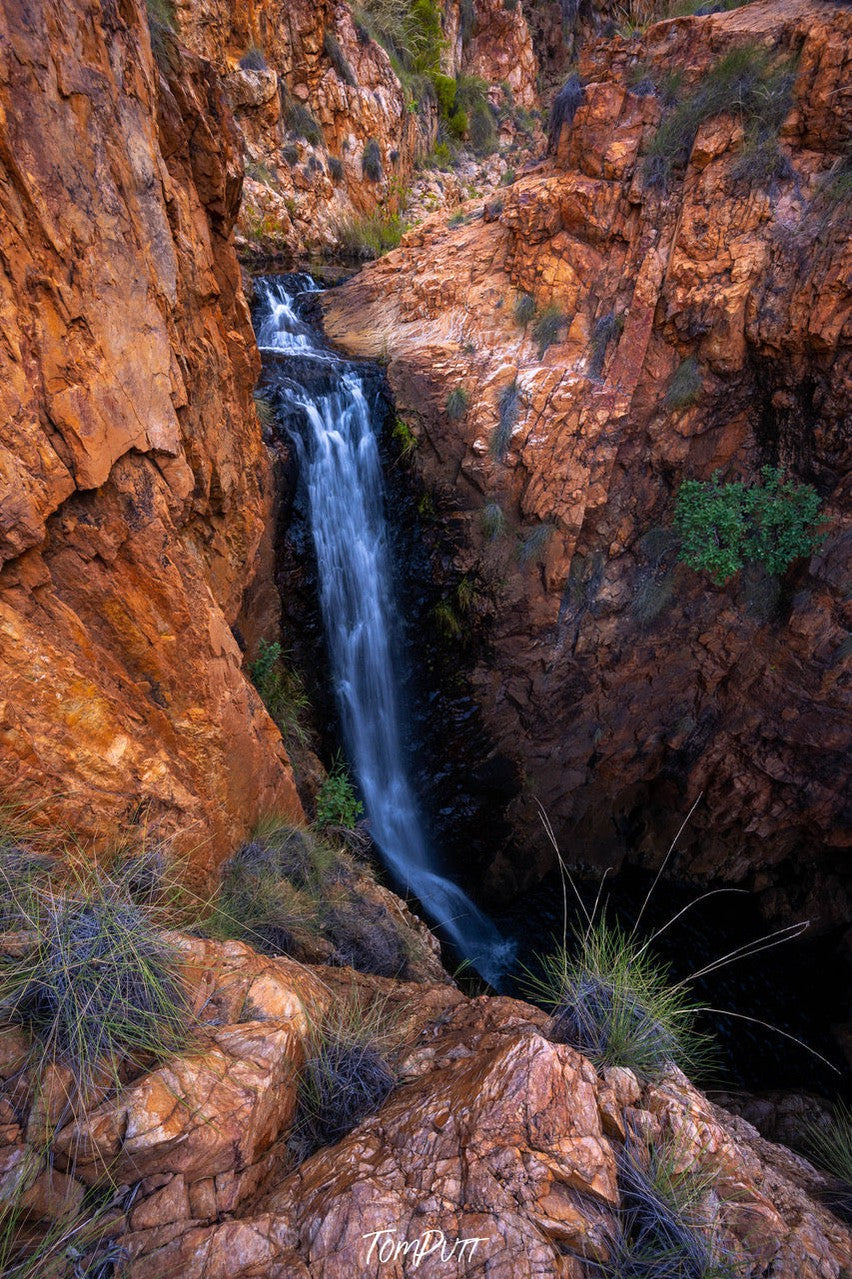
[0,0,849,1274]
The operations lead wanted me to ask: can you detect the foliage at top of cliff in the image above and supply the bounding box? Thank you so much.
[674,467,824,585]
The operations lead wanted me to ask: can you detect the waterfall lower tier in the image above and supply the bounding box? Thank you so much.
[254,275,513,986]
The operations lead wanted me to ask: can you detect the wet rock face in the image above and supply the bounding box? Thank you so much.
[322,0,851,928]
[0,0,302,862]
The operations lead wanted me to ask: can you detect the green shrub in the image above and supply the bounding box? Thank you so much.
[523,916,704,1078]
[432,599,462,638]
[645,45,796,189]
[315,757,364,829]
[249,639,311,749]
[146,0,177,70]
[336,210,405,259]
[362,138,384,181]
[532,303,566,357]
[328,155,344,182]
[674,466,824,584]
[0,863,189,1090]
[501,167,516,185]
[391,416,417,459]
[518,523,553,565]
[324,30,357,86]
[431,71,457,117]
[447,108,469,139]
[514,291,536,326]
[446,386,470,419]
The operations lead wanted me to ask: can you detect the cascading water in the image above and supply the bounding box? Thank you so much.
[254,275,513,987]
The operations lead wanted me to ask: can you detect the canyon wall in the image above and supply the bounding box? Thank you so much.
[172,0,540,258]
[324,0,851,926]
[0,0,302,864]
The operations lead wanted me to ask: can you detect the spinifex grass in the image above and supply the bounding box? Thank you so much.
[0,858,189,1094]
[525,915,706,1078]
[802,1101,852,1217]
[522,799,832,1083]
[602,1134,739,1278]
[295,994,396,1155]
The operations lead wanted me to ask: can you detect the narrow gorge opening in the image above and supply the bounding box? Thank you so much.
[253,273,513,986]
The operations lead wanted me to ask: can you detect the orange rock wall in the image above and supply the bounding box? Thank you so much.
[324,0,851,924]
[0,0,302,863]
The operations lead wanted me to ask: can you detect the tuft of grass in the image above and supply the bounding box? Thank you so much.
[336,210,405,260]
[324,898,408,977]
[514,291,536,327]
[605,1134,738,1277]
[285,96,324,147]
[239,45,267,71]
[295,996,396,1155]
[210,837,315,958]
[432,598,462,638]
[324,31,357,86]
[548,74,583,151]
[501,167,516,185]
[664,357,702,411]
[248,638,311,750]
[492,381,520,460]
[328,155,344,182]
[0,863,189,1091]
[532,304,566,357]
[362,138,384,182]
[589,311,622,380]
[524,916,705,1078]
[481,501,506,540]
[315,756,363,830]
[470,104,498,156]
[644,45,796,189]
[518,523,553,565]
[803,1102,852,1187]
[146,0,178,72]
[445,386,470,419]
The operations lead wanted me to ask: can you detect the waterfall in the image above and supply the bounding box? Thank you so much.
[254,275,513,987]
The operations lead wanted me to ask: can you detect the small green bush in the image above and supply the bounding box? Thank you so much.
[532,303,566,357]
[324,31,357,86]
[548,74,583,151]
[518,523,553,565]
[589,311,621,379]
[391,416,417,459]
[481,501,506,540]
[249,639,311,749]
[446,386,470,419]
[501,167,516,185]
[674,466,824,584]
[328,155,344,182]
[315,757,364,829]
[286,99,324,146]
[664,356,702,411]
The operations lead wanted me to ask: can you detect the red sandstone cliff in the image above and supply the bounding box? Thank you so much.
[323,0,851,925]
[0,0,302,863]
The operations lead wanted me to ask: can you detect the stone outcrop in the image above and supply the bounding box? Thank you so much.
[0,0,302,864]
[322,0,851,929]
[172,0,541,259]
[3,933,848,1277]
